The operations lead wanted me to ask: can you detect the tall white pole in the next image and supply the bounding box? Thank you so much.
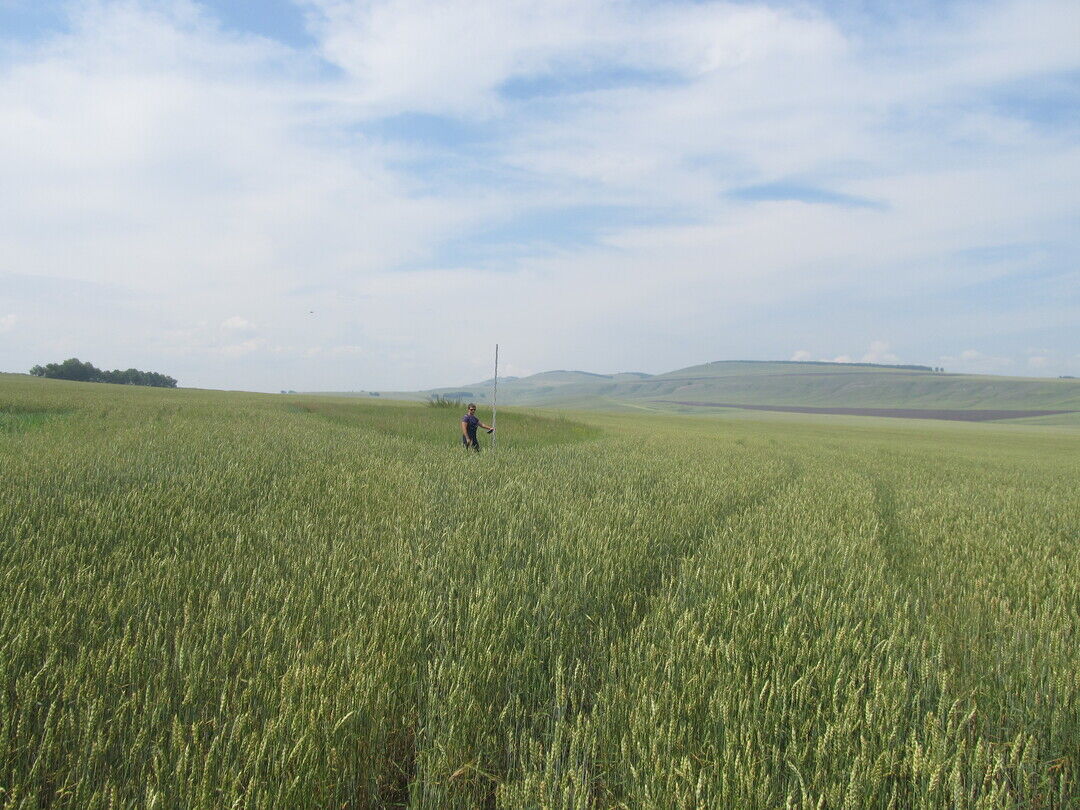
[492,344,498,452]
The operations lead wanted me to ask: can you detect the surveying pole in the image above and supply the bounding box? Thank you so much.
[491,344,498,452]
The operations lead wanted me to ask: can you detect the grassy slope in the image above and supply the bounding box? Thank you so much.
[2,374,1078,807]
[347,361,1080,416]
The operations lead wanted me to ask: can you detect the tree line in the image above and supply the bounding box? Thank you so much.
[30,358,177,388]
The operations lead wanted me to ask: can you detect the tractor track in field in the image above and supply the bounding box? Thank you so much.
[622,454,805,639]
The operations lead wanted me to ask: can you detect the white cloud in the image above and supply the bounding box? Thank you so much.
[784,343,902,366]
[861,341,899,364]
[310,0,845,116]
[499,362,535,378]
[221,316,255,331]
[213,339,264,358]
[0,2,476,297]
[942,349,1014,372]
[1027,355,1049,368]
[0,314,16,333]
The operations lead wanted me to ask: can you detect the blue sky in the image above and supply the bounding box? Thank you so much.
[0,0,1077,390]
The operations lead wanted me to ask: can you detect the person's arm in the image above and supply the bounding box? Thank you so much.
[478,420,494,432]
[461,419,471,444]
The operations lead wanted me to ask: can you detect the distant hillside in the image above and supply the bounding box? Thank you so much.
[319,360,1080,421]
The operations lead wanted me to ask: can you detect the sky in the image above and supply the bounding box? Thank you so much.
[0,0,1077,391]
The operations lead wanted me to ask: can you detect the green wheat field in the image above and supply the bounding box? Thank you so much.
[2,373,1077,808]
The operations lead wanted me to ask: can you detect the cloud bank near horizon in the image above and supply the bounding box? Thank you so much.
[1,0,1077,390]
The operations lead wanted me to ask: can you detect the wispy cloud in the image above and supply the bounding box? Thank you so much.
[729,182,887,210]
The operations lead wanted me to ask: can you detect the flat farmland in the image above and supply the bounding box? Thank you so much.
[1,374,1077,808]
[657,401,1076,421]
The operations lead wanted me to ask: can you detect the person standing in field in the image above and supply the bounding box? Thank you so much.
[461,403,494,452]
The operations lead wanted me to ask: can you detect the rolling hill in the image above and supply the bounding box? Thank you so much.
[320,360,1080,423]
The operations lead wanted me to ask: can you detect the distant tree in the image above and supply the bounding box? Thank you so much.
[33,358,100,381]
[28,358,177,388]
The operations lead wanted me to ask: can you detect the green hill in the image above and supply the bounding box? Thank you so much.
[330,361,1080,422]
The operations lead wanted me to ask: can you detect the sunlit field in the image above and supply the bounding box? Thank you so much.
[2,374,1077,808]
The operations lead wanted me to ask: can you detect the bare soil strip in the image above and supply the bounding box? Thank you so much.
[658,401,1075,422]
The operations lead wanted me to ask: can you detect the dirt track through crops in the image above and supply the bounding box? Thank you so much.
[659,402,1075,422]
